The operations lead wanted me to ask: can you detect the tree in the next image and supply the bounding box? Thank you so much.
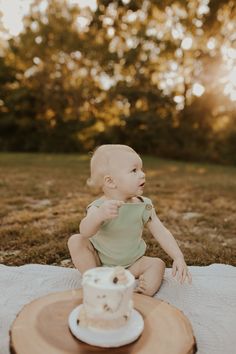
[0,0,235,163]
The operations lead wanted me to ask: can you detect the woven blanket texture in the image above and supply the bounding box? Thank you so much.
[0,263,235,354]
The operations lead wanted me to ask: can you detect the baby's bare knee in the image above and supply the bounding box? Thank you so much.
[146,257,165,273]
[143,286,157,297]
[137,258,166,296]
[67,234,87,251]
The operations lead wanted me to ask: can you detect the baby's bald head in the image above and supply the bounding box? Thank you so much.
[87,144,137,192]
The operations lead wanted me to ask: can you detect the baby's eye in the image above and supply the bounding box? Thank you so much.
[131,168,137,173]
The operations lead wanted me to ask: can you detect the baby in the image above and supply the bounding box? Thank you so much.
[68,144,192,296]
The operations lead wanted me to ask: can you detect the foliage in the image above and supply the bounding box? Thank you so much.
[0,0,236,163]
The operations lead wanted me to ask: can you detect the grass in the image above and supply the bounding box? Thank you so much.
[0,153,235,268]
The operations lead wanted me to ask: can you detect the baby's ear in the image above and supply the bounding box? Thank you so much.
[104,175,116,189]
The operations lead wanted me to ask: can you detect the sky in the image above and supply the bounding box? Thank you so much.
[0,0,97,36]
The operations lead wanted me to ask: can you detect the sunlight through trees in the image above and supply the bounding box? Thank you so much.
[0,0,235,163]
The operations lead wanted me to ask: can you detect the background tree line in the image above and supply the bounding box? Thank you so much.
[0,0,236,164]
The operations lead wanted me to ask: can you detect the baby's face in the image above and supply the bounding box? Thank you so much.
[109,151,146,199]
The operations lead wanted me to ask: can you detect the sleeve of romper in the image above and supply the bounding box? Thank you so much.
[85,199,102,214]
[142,197,154,225]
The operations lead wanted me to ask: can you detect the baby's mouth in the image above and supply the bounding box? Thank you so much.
[139,182,145,187]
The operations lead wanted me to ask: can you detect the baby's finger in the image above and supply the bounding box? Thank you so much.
[109,212,119,219]
[178,268,184,283]
[110,209,118,215]
[182,269,187,284]
[110,205,119,211]
[109,200,124,208]
[110,208,119,215]
[187,271,192,284]
[172,263,177,277]
[116,200,125,207]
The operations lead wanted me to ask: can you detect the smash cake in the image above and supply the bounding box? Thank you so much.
[78,266,135,330]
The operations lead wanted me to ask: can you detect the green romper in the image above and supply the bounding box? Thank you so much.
[88,196,153,268]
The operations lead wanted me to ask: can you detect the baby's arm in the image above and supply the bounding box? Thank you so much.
[80,200,124,238]
[147,208,192,283]
[147,208,183,260]
[79,206,104,238]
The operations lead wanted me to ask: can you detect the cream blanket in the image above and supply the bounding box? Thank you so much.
[0,263,235,354]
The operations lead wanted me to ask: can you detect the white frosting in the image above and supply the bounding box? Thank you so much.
[82,266,134,289]
[79,267,135,329]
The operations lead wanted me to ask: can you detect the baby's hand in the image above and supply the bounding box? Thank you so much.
[97,200,124,222]
[172,256,192,284]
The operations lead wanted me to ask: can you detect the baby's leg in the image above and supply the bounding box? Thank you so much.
[67,234,101,274]
[128,256,165,296]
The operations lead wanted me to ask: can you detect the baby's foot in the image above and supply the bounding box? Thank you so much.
[134,274,146,294]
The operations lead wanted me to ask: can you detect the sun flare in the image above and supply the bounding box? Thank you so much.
[0,0,97,37]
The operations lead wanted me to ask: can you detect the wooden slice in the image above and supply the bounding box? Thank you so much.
[10,289,197,354]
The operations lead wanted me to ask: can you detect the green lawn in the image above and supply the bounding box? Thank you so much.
[0,153,235,267]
